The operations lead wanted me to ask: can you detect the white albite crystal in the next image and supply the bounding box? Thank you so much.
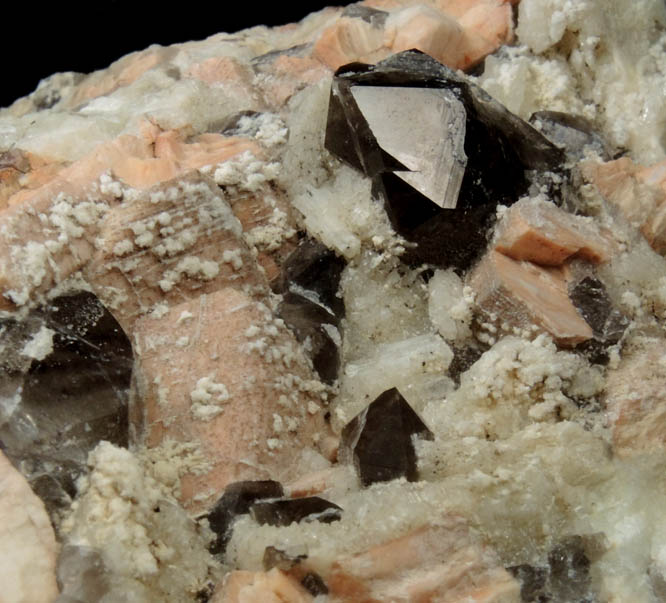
[482,0,666,163]
[61,442,219,602]
[335,333,453,426]
[427,269,473,342]
[21,325,55,361]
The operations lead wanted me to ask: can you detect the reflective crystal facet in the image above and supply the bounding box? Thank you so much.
[275,238,346,383]
[349,86,467,209]
[55,545,110,603]
[207,480,284,555]
[340,387,434,486]
[569,277,628,364]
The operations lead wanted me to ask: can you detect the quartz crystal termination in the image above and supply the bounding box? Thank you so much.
[340,387,434,486]
[325,50,565,270]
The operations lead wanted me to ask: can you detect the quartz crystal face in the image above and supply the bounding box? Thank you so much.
[325,50,565,270]
[0,292,132,526]
[340,387,434,486]
[274,237,346,383]
[348,85,467,210]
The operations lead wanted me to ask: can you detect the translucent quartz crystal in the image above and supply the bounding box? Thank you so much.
[349,85,467,209]
[55,545,110,603]
[0,292,132,525]
[339,387,434,486]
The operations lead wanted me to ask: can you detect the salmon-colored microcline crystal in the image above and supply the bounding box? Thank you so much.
[328,519,520,602]
[469,251,593,346]
[495,196,615,266]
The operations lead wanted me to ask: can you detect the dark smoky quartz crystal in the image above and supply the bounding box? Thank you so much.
[507,564,549,602]
[277,292,341,384]
[275,237,346,383]
[274,237,346,319]
[250,496,342,527]
[207,480,284,555]
[570,277,628,364]
[325,50,565,270]
[0,291,132,529]
[547,536,594,601]
[508,534,605,602]
[340,387,434,486]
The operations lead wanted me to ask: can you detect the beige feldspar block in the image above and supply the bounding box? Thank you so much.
[327,519,521,602]
[581,157,666,254]
[132,286,333,513]
[0,134,260,312]
[86,173,266,332]
[313,16,389,70]
[67,46,176,108]
[212,568,314,603]
[495,196,615,266]
[258,56,331,107]
[468,251,593,346]
[0,451,58,603]
[605,339,666,458]
[458,1,515,46]
[386,5,469,68]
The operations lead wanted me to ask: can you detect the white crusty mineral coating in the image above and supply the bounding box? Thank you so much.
[481,0,666,164]
[62,442,220,602]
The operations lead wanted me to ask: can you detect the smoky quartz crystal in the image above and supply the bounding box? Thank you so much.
[340,387,434,486]
[325,50,565,270]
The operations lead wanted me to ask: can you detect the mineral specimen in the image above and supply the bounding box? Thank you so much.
[3,1,666,602]
[339,387,434,486]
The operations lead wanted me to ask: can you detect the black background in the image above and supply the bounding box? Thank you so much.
[1,1,355,109]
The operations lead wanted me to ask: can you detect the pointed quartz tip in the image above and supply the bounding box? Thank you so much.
[340,387,434,487]
[250,496,343,527]
[207,480,284,555]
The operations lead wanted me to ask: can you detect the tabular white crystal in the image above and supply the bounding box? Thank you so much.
[336,333,453,425]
